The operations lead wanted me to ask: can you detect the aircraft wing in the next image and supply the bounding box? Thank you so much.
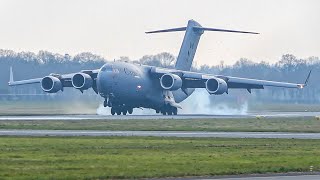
[8,78,43,86]
[150,67,311,91]
[8,67,100,93]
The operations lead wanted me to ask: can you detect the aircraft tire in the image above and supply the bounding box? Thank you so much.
[173,107,178,115]
[116,109,121,115]
[103,100,107,107]
[128,108,133,114]
[111,108,115,115]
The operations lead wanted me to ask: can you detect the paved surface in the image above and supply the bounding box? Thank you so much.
[213,175,320,180]
[0,111,319,120]
[158,173,320,180]
[1,130,320,139]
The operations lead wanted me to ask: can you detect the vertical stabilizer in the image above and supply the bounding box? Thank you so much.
[146,19,258,71]
[175,20,203,71]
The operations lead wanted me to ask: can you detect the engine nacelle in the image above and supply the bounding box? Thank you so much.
[160,73,182,91]
[205,78,228,95]
[41,76,62,93]
[72,73,93,90]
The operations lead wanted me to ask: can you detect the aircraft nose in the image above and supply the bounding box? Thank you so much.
[97,68,109,96]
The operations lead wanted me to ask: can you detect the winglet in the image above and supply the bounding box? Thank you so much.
[298,70,312,89]
[304,70,312,86]
[9,66,14,85]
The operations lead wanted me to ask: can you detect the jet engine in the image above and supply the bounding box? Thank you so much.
[205,78,228,95]
[160,73,182,91]
[71,73,93,90]
[41,76,63,93]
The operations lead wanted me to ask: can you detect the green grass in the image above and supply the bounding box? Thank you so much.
[0,101,98,115]
[0,136,320,179]
[2,117,320,132]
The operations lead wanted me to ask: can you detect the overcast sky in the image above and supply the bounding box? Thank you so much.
[0,0,319,65]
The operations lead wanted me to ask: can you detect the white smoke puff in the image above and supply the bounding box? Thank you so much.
[179,89,248,115]
[96,89,248,115]
[96,104,111,115]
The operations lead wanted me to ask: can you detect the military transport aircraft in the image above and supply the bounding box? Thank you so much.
[8,20,311,115]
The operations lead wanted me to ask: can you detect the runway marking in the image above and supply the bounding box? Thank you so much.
[1,130,320,139]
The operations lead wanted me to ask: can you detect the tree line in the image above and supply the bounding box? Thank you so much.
[0,49,319,104]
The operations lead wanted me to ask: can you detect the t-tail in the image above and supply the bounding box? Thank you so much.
[146,19,259,71]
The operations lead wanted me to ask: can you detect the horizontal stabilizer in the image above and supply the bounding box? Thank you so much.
[193,27,259,34]
[146,26,258,35]
[145,27,186,34]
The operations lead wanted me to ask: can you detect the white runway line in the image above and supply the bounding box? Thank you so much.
[1,130,320,139]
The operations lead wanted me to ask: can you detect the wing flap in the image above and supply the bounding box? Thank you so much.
[224,76,304,89]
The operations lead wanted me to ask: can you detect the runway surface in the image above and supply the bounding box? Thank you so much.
[176,174,320,180]
[162,174,320,180]
[215,175,320,180]
[214,175,320,180]
[0,111,319,120]
[1,130,320,139]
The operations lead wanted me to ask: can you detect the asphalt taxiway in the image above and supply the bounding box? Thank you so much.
[215,175,320,180]
[1,130,320,139]
[168,174,320,180]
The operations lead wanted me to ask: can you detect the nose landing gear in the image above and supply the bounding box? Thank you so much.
[157,105,178,115]
[103,99,111,107]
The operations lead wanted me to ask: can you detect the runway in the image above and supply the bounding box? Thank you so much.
[1,130,320,139]
[169,174,320,180]
[0,111,319,120]
[215,175,320,180]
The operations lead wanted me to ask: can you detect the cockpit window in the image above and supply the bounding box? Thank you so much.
[101,65,113,72]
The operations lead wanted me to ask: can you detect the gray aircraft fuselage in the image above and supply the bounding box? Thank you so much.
[96,61,192,110]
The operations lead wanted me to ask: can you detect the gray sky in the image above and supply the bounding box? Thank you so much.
[0,0,319,65]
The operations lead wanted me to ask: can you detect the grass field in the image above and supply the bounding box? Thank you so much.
[1,117,320,132]
[0,101,98,115]
[0,136,320,179]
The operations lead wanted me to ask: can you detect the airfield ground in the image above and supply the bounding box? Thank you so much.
[1,102,320,179]
[0,136,320,179]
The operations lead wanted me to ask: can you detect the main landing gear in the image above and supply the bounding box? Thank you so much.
[110,106,133,116]
[157,105,178,115]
